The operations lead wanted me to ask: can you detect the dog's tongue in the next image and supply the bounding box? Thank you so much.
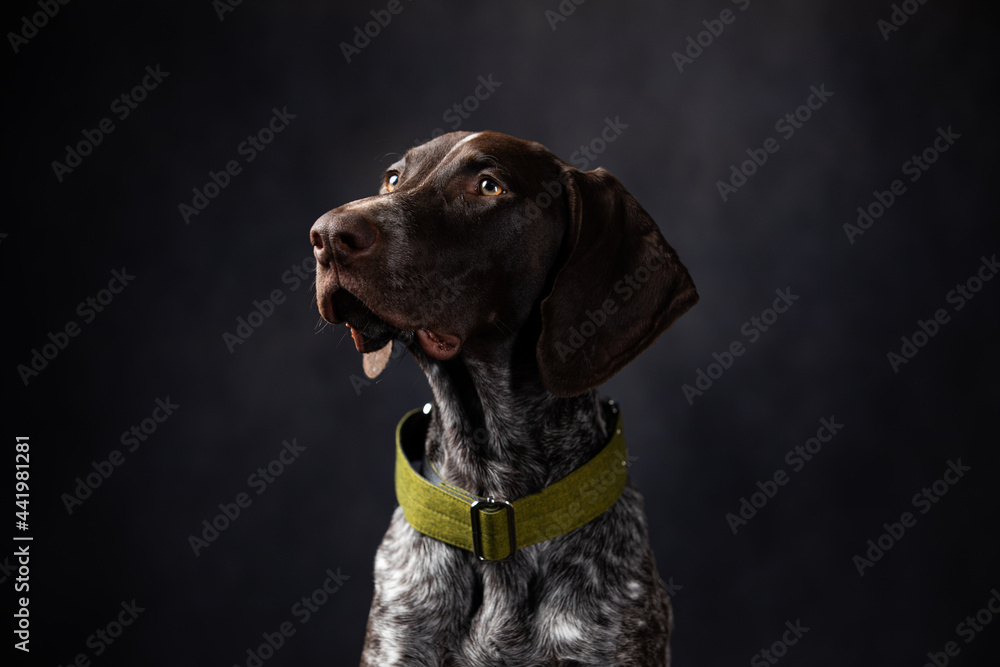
[363,343,393,378]
[347,324,394,378]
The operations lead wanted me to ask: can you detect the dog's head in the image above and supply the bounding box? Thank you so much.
[311,131,697,397]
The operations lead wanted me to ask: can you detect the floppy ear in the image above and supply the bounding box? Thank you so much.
[537,166,698,398]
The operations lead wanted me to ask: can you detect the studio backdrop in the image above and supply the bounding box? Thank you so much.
[4,1,997,665]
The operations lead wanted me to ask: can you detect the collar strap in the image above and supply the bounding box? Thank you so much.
[394,403,628,561]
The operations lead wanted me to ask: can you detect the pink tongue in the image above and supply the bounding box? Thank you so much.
[416,329,461,360]
[347,324,393,378]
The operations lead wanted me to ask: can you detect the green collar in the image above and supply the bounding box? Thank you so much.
[394,402,629,561]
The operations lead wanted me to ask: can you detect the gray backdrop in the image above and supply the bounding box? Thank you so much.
[5,0,998,665]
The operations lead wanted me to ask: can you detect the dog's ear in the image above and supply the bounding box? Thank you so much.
[537,166,698,398]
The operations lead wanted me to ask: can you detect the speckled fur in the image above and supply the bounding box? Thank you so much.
[312,131,687,665]
[361,354,673,666]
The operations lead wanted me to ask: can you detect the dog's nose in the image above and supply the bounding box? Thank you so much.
[311,211,378,267]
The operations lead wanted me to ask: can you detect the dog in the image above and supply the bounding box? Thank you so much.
[311,130,697,666]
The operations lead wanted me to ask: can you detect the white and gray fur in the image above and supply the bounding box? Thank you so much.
[362,358,672,666]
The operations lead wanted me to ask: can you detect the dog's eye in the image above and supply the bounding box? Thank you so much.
[385,172,400,192]
[477,178,504,197]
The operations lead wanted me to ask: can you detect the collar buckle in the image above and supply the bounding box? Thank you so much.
[470,498,516,561]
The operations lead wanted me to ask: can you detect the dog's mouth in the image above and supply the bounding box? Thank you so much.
[327,289,399,354]
[323,288,462,374]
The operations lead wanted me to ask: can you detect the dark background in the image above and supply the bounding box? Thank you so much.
[4,0,998,665]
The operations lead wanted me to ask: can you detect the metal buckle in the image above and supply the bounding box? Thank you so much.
[469,498,516,561]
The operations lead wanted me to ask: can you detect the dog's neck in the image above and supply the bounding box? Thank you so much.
[415,341,612,501]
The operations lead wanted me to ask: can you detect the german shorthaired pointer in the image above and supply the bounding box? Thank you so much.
[311,131,697,666]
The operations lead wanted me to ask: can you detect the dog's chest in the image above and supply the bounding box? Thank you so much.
[362,504,658,666]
